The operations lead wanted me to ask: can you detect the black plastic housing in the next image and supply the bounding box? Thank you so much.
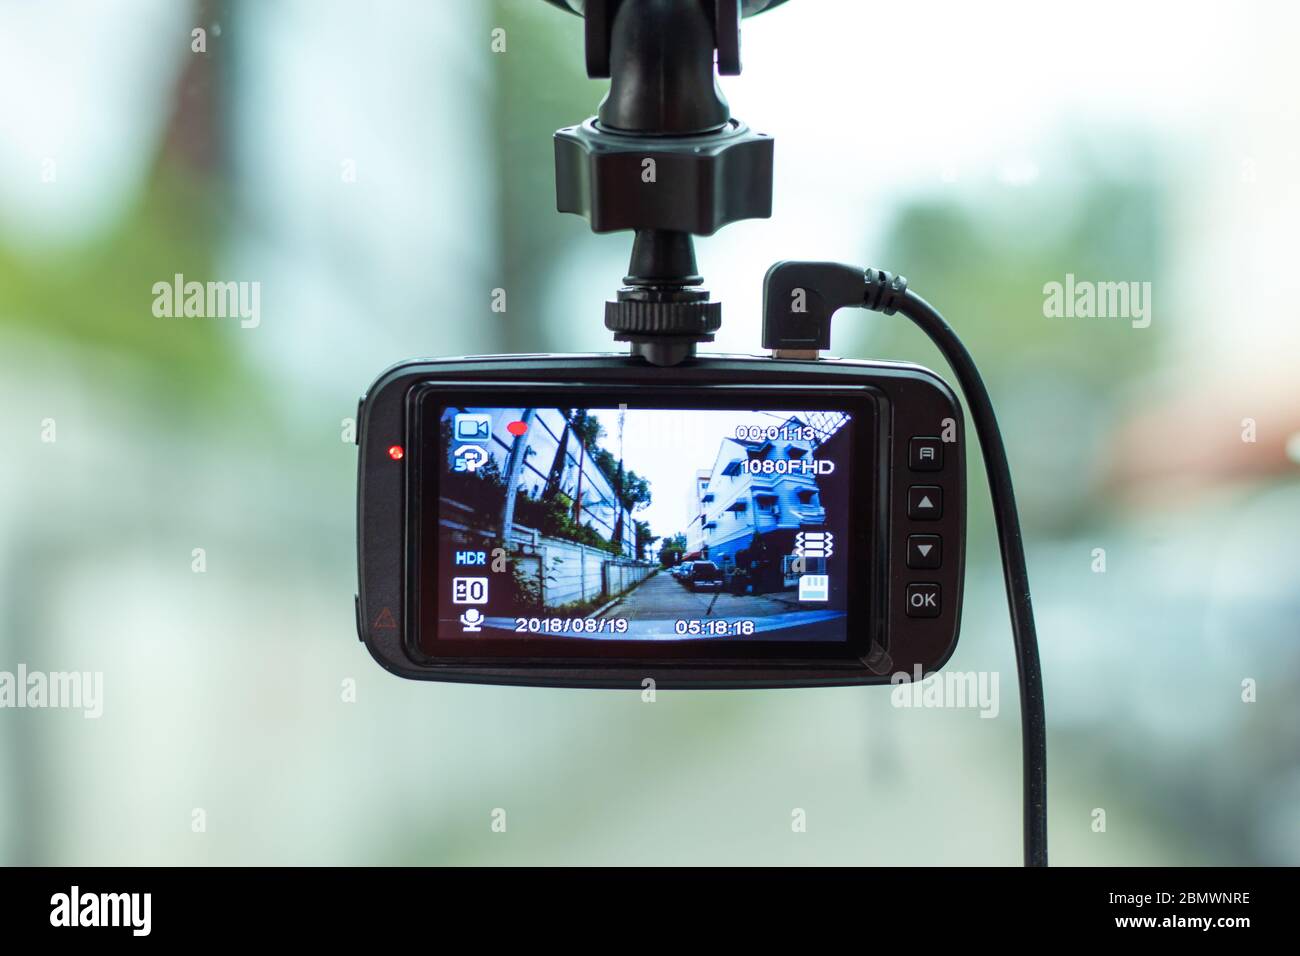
[554,119,773,236]
[355,353,965,689]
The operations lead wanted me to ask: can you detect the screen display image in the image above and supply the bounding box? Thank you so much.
[423,402,862,648]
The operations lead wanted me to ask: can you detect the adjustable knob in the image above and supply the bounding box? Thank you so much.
[605,294,721,337]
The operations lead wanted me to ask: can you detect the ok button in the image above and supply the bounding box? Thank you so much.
[905,583,941,618]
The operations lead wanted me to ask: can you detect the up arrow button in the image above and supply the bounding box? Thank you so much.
[907,485,943,520]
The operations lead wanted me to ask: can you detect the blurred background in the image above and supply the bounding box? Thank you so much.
[1,0,1297,865]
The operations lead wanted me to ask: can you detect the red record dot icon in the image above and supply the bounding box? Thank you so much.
[506,420,529,437]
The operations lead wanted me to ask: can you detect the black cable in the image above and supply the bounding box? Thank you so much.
[762,261,1048,864]
[862,269,1048,866]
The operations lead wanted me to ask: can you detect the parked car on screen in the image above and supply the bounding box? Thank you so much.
[686,561,723,592]
[674,561,695,582]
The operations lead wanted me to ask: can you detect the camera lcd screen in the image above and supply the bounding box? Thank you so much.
[413,390,875,660]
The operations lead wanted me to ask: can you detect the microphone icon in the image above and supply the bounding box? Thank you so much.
[459,608,484,632]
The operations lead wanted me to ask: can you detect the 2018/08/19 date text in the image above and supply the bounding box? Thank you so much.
[510,618,758,636]
[514,617,629,634]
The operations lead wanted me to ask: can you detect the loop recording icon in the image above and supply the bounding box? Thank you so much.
[794,531,834,558]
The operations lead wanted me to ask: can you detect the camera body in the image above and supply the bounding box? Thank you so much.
[355,353,965,688]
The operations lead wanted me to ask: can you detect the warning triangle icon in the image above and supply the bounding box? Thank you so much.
[373,607,397,629]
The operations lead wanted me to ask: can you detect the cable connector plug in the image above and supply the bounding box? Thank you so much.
[761,261,910,355]
[761,261,867,354]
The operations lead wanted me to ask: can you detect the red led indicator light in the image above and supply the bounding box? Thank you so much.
[387,445,405,461]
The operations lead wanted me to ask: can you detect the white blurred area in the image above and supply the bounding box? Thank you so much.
[701,0,1300,369]
[0,1,191,245]
[0,0,1297,865]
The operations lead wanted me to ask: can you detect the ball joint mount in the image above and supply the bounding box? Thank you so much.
[548,0,786,366]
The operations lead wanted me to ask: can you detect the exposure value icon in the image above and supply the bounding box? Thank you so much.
[452,577,489,605]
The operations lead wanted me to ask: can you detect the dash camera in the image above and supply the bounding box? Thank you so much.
[355,353,965,688]
[353,3,971,689]
[354,2,969,689]
[353,0,1046,865]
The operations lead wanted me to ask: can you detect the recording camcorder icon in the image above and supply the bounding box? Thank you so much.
[453,414,492,443]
